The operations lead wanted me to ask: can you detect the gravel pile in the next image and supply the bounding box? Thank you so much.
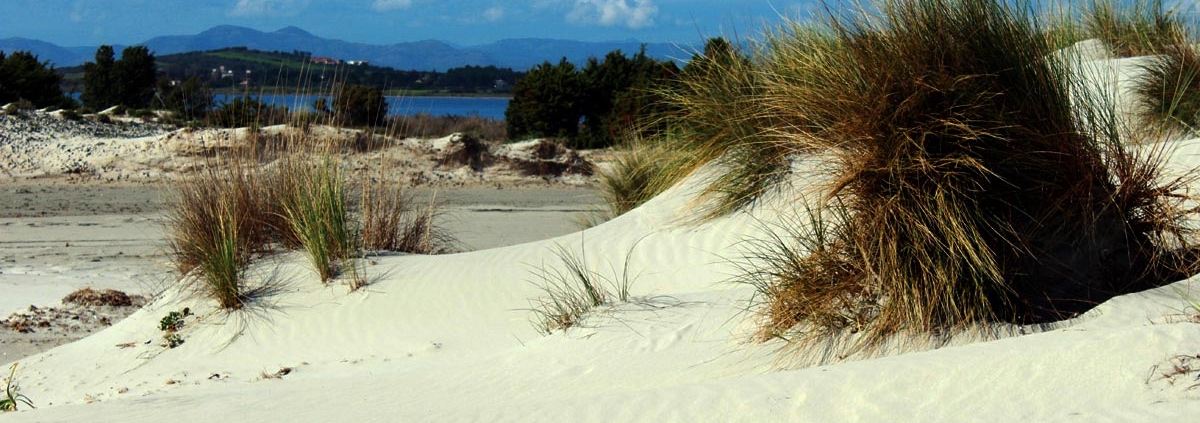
[0,110,175,180]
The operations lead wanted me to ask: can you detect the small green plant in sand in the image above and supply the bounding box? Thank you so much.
[1,362,33,412]
[528,241,640,334]
[159,307,192,348]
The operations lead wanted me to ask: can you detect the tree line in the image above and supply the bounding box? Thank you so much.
[0,44,401,128]
[121,47,522,94]
[3,41,728,149]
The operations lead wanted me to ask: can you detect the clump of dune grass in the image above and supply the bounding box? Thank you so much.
[1135,38,1200,135]
[737,0,1200,362]
[590,36,786,224]
[1083,0,1186,57]
[528,242,639,334]
[276,153,358,283]
[579,135,689,227]
[165,159,276,308]
[649,37,793,219]
[360,181,457,254]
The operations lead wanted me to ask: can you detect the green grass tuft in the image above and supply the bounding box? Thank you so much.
[1135,39,1200,135]
[528,241,639,334]
[0,362,33,412]
[277,152,357,283]
[165,159,274,309]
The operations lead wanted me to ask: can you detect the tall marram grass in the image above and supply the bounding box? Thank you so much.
[633,38,792,220]
[276,152,357,283]
[165,157,278,309]
[1134,34,1200,134]
[721,0,1200,362]
[1083,0,1186,57]
[360,180,457,254]
[579,135,689,227]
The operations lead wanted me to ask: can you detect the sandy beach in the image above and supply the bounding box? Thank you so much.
[0,180,600,360]
[0,112,604,361]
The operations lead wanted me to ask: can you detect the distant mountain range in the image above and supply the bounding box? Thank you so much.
[0,25,695,71]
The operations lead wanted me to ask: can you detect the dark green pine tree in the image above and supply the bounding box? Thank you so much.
[81,45,118,109]
[116,46,156,109]
[0,51,65,107]
[577,50,633,149]
[505,58,583,142]
[333,84,388,127]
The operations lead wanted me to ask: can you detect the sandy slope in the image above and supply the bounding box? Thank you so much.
[6,156,1200,422]
[4,43,1200,421]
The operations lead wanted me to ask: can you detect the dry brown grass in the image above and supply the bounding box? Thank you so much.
[359,181,457,254]
[386,114,506,141]
[1083,0,1187,57]
[1135,36,1200,135]
[164,154,279,308]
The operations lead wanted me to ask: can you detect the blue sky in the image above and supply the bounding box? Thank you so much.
[0,0,818,46]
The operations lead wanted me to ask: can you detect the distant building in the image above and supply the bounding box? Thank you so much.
[311,57,339,65]
[346,60,369,66]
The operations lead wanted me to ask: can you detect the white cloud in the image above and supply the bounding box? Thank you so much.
[483,6,504,22]
[229,0,309,17]
[567,0,657,29]
[371,0,413,12]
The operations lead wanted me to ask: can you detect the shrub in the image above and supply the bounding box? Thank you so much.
[7,99,34,112]
[158,308,192,348]
[333,84,388,127]
[735,0,1199,361]
[387,113,507,141]
[209,96,288,128]
[156,77,212,121]
[59,109,81,121]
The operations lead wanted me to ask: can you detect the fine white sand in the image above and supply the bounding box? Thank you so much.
[4,44,1200,421]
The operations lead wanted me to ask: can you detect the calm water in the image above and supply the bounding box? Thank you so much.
[219,94,510,120]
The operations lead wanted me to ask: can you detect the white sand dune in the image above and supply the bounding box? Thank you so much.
[6,46,1200,421]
